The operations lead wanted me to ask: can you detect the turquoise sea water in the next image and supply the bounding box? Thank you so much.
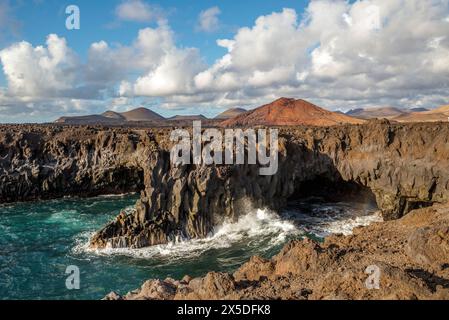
[0,194,380,300]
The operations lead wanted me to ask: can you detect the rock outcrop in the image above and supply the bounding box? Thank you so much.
[0,125,154,202]
[90,120,449,249]
[106,204,449,300]
[1,121,449,251]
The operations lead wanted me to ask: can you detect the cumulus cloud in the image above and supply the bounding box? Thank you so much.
[197,6,221,33]
[0,21,190,99]
[2,0,449,122]
[115,0,162,23]
[187,0,449,110]
[96,21,206,97]
[0,34,84,98]
[133,48,205,96]
[0,20,205,119]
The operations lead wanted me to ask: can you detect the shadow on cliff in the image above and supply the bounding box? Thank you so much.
[406,268,449,291]
[279,137,378,212]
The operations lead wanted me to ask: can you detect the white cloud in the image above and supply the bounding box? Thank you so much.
[197,6,221,33]
[0,34,81,98]
[2,0,449,122]
[115,0,162,23]
[99,21,206,97]
[134,48,205,96]
[184,0,449,111]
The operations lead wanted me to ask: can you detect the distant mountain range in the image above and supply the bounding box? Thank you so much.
[56,107,246,125]
[392,105,449,123]
[346,107,407,120]
[345,105,449,123]
[56,107,165,124]
[55,100,449,127]
[168,115,209,121]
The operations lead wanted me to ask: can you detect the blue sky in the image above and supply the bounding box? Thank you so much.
[4,0,309,64]
[1,0,449,123]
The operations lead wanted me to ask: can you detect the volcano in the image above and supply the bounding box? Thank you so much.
[221,98,364,127]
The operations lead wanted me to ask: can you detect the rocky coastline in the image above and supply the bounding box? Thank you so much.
[90,119,449,249]
[105,204,449,300]
[1,121,449,300]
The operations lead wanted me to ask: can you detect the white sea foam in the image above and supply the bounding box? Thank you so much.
[285,201,383,238]
[74,201,382,260]
[62,192,137,200]
[75,208,301,260]
[96,193,137,198]
[301,211,383,238]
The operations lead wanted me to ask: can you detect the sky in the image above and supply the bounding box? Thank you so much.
[0,0,449,123]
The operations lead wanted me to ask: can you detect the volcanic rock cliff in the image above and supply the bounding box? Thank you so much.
[90,120,449,249]
[0,125,153,201]
[1,121,447,249]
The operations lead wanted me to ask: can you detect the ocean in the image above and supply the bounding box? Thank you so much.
[0,194,380,300]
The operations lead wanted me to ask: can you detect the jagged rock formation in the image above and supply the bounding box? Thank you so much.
[105,204,449,300]
[91,120,449,249]
[0,125,154,202]
[1,121,449,250]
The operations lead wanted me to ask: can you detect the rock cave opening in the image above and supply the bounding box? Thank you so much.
[280,174,381,236]
[287,174,378,208]
[106,166,145,195]
[287,175,379,216]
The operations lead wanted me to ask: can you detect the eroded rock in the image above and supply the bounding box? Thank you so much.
[2,122,449,250]
[113,204,449,300]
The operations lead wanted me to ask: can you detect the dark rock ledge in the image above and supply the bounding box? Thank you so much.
[1,121,449,250]
[90,120,449,249]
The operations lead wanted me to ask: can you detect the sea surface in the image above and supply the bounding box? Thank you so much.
[0,194,381,300]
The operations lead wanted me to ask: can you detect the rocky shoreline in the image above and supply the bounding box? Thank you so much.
[1,121,448,300]
[105,203,449,300]
[2,121,449,246]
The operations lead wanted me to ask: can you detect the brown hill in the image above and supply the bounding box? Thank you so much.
[346,107,407,120]
[394,104,449,123]
[120,107,165,122]
[221,98,364,127]
[168,115,208,121]
[102,111,126,120]
[215,108,247,120]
